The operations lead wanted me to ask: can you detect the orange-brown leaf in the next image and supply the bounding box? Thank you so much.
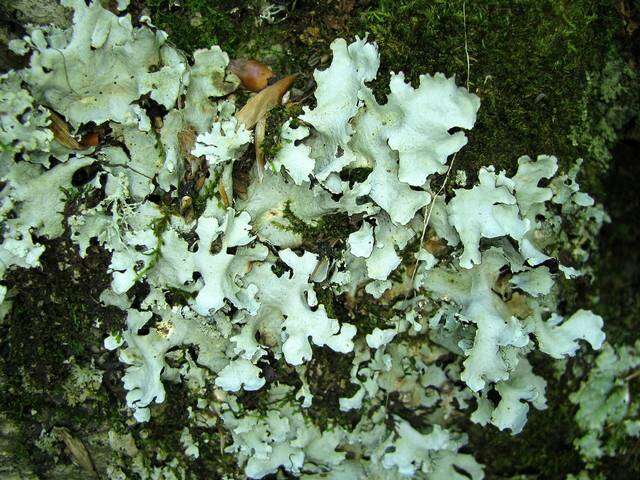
[53,427,98,477]
[236,75,296,130]
[218,181,230,207]
[49,111,83,150]
[229,59,275,93]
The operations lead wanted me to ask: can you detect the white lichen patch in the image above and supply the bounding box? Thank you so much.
[0,2,609,478]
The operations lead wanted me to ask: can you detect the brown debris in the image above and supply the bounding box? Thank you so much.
[48,111,84,150]
[229,59,275,92]
[53,427,99,478]
[218,181,230,207]
[236,74,296,130]
[80,131,100,148]
[178,126,203,178]
[254,115,267,180]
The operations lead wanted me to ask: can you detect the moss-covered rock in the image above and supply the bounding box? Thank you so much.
[1,1,638,478]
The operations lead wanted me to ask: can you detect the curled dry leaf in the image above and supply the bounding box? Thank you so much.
[254,115,267,180]
[506,292,534,319]
[178,126,202,178]
[53,427,99,477]
[218,181,230,207]
[49,110,84,150]
[236,74,296,130]
[229,59,275,92]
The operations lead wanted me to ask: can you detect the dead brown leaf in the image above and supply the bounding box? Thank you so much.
[506,292,533,319]
[254,115,267,180]
[218,181,230,207]
[53,427,99,478]
[229,59,275,93]
[233,166,251,199]
[49,111,84,150]
[236,75,296,130]
[178,126,203,178]
[424,235,449,257]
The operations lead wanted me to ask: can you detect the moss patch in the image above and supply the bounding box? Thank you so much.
[592,138,640,346]
[467,354,584,479]
[0,235,126,475]
[359,1,638,189]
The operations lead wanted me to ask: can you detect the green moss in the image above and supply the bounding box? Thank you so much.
[143,0,328,77]
[135,211,171,282]
[164,286,195,305]
[304,346,360,430]
[0,236,126,475]
[467,354,585,479]
[568,54,639,195]
[358,0,637,185]
[281,201,354,259]
[142,0,249,54]
[192,166,224,217]
[261,103,305,168]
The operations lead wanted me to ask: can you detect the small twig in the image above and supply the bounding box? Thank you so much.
[97,158,154,180]
[624,369,640,382]
[408,3,471,295]
[53,47,80,96]
[408,153,458,292]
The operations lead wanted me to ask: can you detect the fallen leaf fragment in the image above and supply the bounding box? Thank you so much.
[178,126,202,177]
[229,59,275,92]
[254,115,267,180]
[218,181,230,207]
[49,111,84,150]
[236,74,296,130]
[53,427,99,478]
